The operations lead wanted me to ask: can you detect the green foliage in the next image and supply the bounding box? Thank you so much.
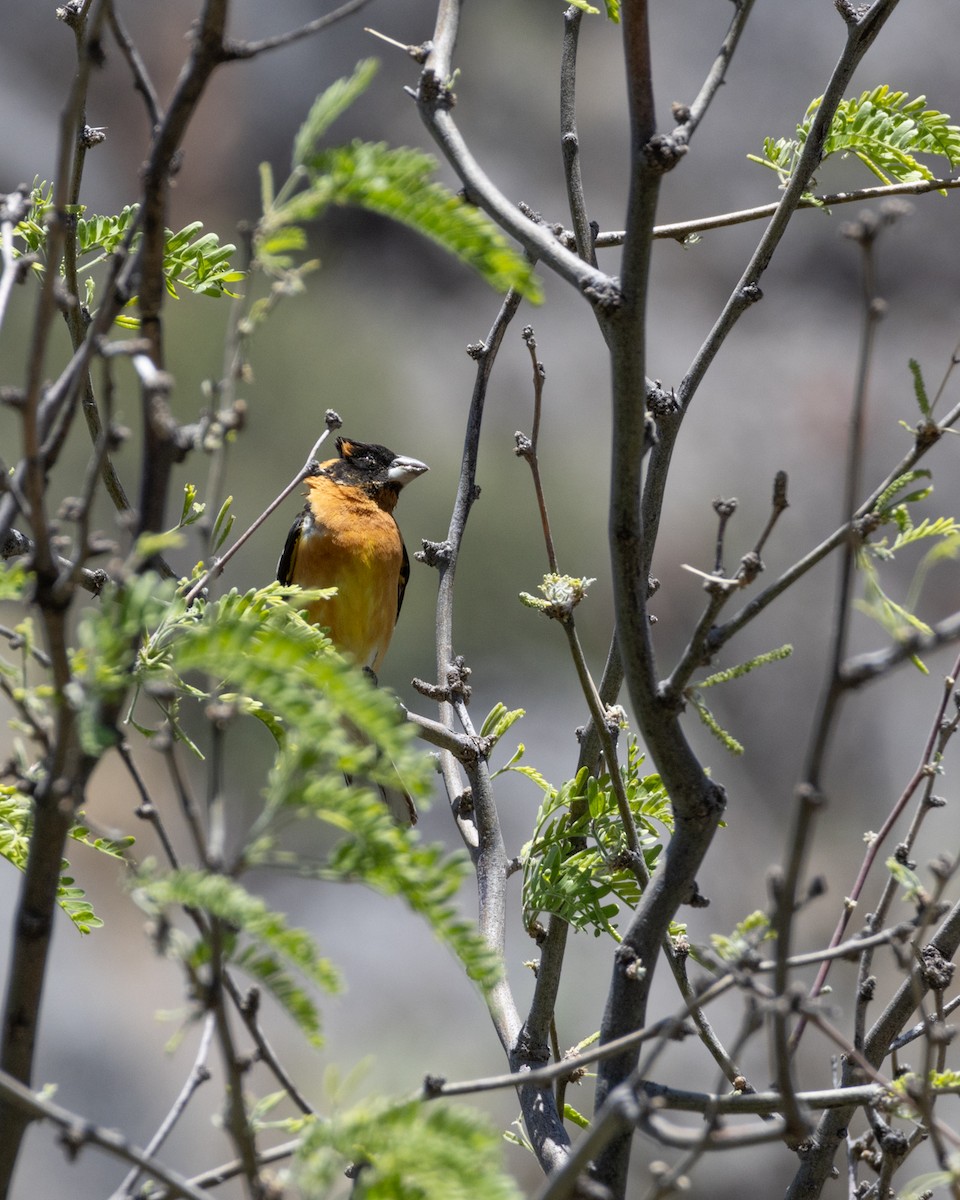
[210,496,236,554]
[885,855,925,904]
[858,477,960,667]
[696,645,793,689]
[257,61,542,302]
[896,1167,960,1200]
[519,742,673,939]
[684,644,793,757]
[874,469,934,521]
[687,695,744,755]
[9,183,242,326]
[909,358,932,418]
[65,576,500,991]
[309,141,542,300]
[69,572,182,754]
[0,560,31,602]
[134,866,341,1045]
[564,0,620,18]
[292,58,380,168]
[563,1103,591,1129]
[749,86,960,191]
[519,574,595,620]
[888,1070,960,1126]
[295,1097,522,1200]
[478,702,525,741]
[142,583,499,991]
[0,788,132,934]
[160,220,244,300]
[709,910,773,965]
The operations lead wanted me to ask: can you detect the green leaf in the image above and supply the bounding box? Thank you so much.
[909,358,931,418]
[161,585,499,992]
[0,787,121,934]
[297,141,542,301]
[211,496,235,554]
[295,1098,522,1200]
[519,574,595,619]
[135,867,341,1044]
[709,910,773,964]
[751,86,960,190]
[563,1103,591,1129]
[293,59,380,167]
[687,693,744,756]
[697,644,792,689]
[874,469,933,518]
[13,189,242,317]
[520,742,672,939]
[0,561,31,601]
[478,702,525,741]
[885,855,924,903]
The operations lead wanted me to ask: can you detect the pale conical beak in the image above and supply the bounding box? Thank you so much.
[388,455,429,487]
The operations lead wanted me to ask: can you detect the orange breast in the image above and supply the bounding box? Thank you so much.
[293,476,404,671]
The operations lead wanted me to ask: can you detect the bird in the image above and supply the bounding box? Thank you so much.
[277,436,429,823]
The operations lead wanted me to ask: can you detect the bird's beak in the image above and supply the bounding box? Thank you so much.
[388,455,429,487]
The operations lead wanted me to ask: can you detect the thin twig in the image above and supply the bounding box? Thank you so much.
[181,418,340,608]
[432,974,736,1100]
[107,0,163,128]
[673,0,758,147]
[598,175,960,245]
[0,187,30,336]
[795,649,960,1045]
[803,221,883,786]
[222,0,376,59]
[110,1015,215,1199]
[0,1067,209,1200]
[559,6,596,267]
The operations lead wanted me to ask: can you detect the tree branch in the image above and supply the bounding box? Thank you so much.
[0,1066,209,1200]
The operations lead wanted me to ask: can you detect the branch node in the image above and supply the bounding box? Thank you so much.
[919,944,955,992]
[79,125,107,150]
[643,133,688,173]
[417,538,452,568]
[55,1,84,30]
[364,27,431,63]
[514,431,534,463]
[684,879,710,908]
[581,275,622,312]
[417,67,456,111]
[646,381,679,419]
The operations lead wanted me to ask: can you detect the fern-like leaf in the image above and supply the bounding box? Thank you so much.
[11,184,242,322]
[304,141,542,301]
[0,787,128,934]
[750,87,960,191]
[292,58,379,167]
[134,867,341,1044]
[295,1098,522,1200]
[520,743,673,939]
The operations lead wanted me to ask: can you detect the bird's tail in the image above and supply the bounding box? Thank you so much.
[342,717,418,827]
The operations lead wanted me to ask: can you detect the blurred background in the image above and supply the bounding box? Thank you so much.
[2,1,960,1196]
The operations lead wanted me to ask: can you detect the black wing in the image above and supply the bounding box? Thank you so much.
[277,511,307,584]
[397,537,410,620]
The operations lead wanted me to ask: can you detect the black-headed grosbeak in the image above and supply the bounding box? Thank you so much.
[277,436,429,822]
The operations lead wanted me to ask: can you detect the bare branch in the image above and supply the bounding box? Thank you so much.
[0,1067,210,1200]
[223,0,377,60]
